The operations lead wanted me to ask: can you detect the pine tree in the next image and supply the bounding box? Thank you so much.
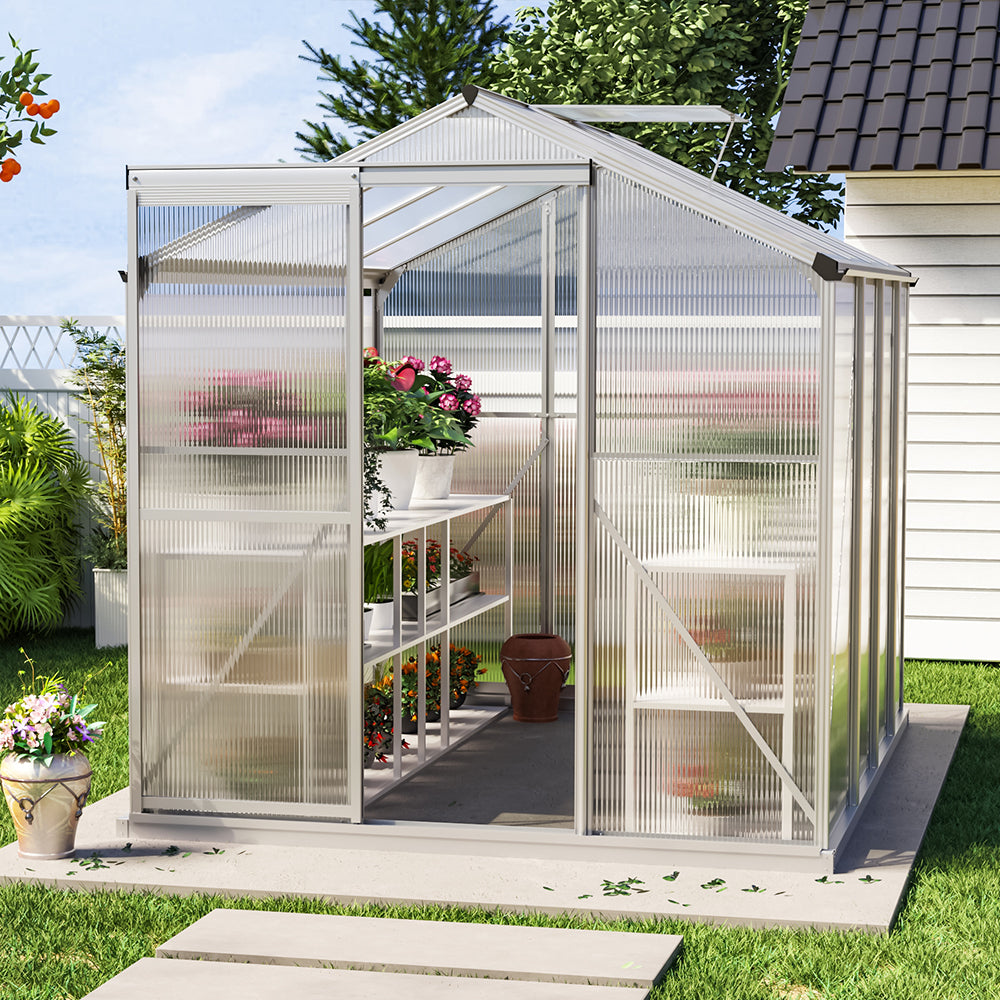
[297,0,508,161]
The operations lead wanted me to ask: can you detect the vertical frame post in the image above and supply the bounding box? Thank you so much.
[125,182,142,819]
[815,277,836,848]
[574,174,596,836]
[540,196,557,634]
[347,176,364,823]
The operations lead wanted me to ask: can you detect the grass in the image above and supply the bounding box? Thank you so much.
[1,632,998,999]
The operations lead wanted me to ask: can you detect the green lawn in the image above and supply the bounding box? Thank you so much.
[1,631,998,1000]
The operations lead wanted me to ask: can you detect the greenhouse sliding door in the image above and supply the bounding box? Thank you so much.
[127,168,364,822]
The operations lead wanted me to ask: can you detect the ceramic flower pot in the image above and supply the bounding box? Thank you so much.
[376,449,420,510]
[500,633,572,723]
[412,453,455,500]
[0,752,92,859]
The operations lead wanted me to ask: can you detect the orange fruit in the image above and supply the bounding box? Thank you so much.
[48,99,60,113]
[8,159,21,175]
[18,92,32,106]
[38,106,52,119]
[26,104,39,115]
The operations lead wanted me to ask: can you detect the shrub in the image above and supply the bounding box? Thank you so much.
[0,394,90,636]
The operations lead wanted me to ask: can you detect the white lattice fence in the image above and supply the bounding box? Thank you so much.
[1,316,126,628]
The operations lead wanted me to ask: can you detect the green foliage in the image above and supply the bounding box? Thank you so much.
[297,0,509,160]
[488,0,843,229]
[363,540,394,604]
[0,34,58,164]
[63,320,127,570]
[0,395,89,637]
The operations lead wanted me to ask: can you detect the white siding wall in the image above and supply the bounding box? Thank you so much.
[846,175,1000,662]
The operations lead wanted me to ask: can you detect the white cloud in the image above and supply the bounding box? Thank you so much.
[78,36,314,170]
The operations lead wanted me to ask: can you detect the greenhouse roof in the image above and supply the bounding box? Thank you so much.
[330,87,912,282]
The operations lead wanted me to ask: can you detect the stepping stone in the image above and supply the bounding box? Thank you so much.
[85,959,655,1000]
[156,909,682,988]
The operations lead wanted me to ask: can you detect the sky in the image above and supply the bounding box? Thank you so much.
[0,0,532,319]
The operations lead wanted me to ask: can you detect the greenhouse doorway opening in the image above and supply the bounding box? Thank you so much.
[360,179,582,831]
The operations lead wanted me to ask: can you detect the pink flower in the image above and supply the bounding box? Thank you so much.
[429,355,452,375]
[439,393,459,411]
[462,396,481,416]
[401,355,425,372]
[454,374,472,391]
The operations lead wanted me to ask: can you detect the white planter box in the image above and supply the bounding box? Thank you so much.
[93,568,127,648]
[401,572,480,619]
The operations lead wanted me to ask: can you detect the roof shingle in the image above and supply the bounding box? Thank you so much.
[766,0,1000,172]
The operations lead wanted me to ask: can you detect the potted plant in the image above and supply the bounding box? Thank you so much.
[363,351,432,520]
[63,320,127,648]
[399,540,479,618]
[363,679,408,767]
[0,650,105,859]
[363,540,395,632]
[399,355,482,499]
[375,643,482,732]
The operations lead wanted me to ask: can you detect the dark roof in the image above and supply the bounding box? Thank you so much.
[766,0,1000,173]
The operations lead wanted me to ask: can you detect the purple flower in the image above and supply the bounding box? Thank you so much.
[462,396,481,416]
[454,374,472,391]
[401,355,425,372]
[429,355,452,375]
[439,393,459,411]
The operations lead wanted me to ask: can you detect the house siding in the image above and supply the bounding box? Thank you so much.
[847,172,1000,662]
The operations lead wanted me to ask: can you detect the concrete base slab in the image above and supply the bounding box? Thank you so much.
[0,704,967,933]
[157,909,682,987]
[84,958,652,1000]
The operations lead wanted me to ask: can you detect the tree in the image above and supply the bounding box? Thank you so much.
[486,0,842,229]
[297,0,508,161]
[0,34,61,184]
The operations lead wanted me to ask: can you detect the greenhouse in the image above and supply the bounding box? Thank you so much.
[124,87,913,868]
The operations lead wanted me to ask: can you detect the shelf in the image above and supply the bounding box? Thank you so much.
[363,704,508,806]
[364,494,509,542]
[363,593,509,667]
[633,691,786,714]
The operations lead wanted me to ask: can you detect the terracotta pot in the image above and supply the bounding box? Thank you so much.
[500,633,572,723]
[0,752,92,859]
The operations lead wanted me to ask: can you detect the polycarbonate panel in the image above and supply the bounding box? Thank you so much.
[139,519,349,806]
[383,189,578,660]
[857,282,876,776]
[358,105,580,164]
[876,286,893,749]
[590,169,821,841]
[828,280,857,826]
[137,201,356,814]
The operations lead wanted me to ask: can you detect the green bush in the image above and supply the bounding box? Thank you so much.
[0,393,90,637]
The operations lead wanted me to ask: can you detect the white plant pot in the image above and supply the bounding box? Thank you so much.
[363,606,374,641]
[376,449,420,511]
[93,568,127,648]
[412,454,455,500]
[369,600,395,632]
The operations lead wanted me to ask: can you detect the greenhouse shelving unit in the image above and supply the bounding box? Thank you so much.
[362,493,512,803]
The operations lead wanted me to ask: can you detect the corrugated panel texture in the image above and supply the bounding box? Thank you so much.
[137,203,353,812]
[847,176,1000,662]
[767,0,1000,172]
[591,169,822,841]
[357,105,581,164]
